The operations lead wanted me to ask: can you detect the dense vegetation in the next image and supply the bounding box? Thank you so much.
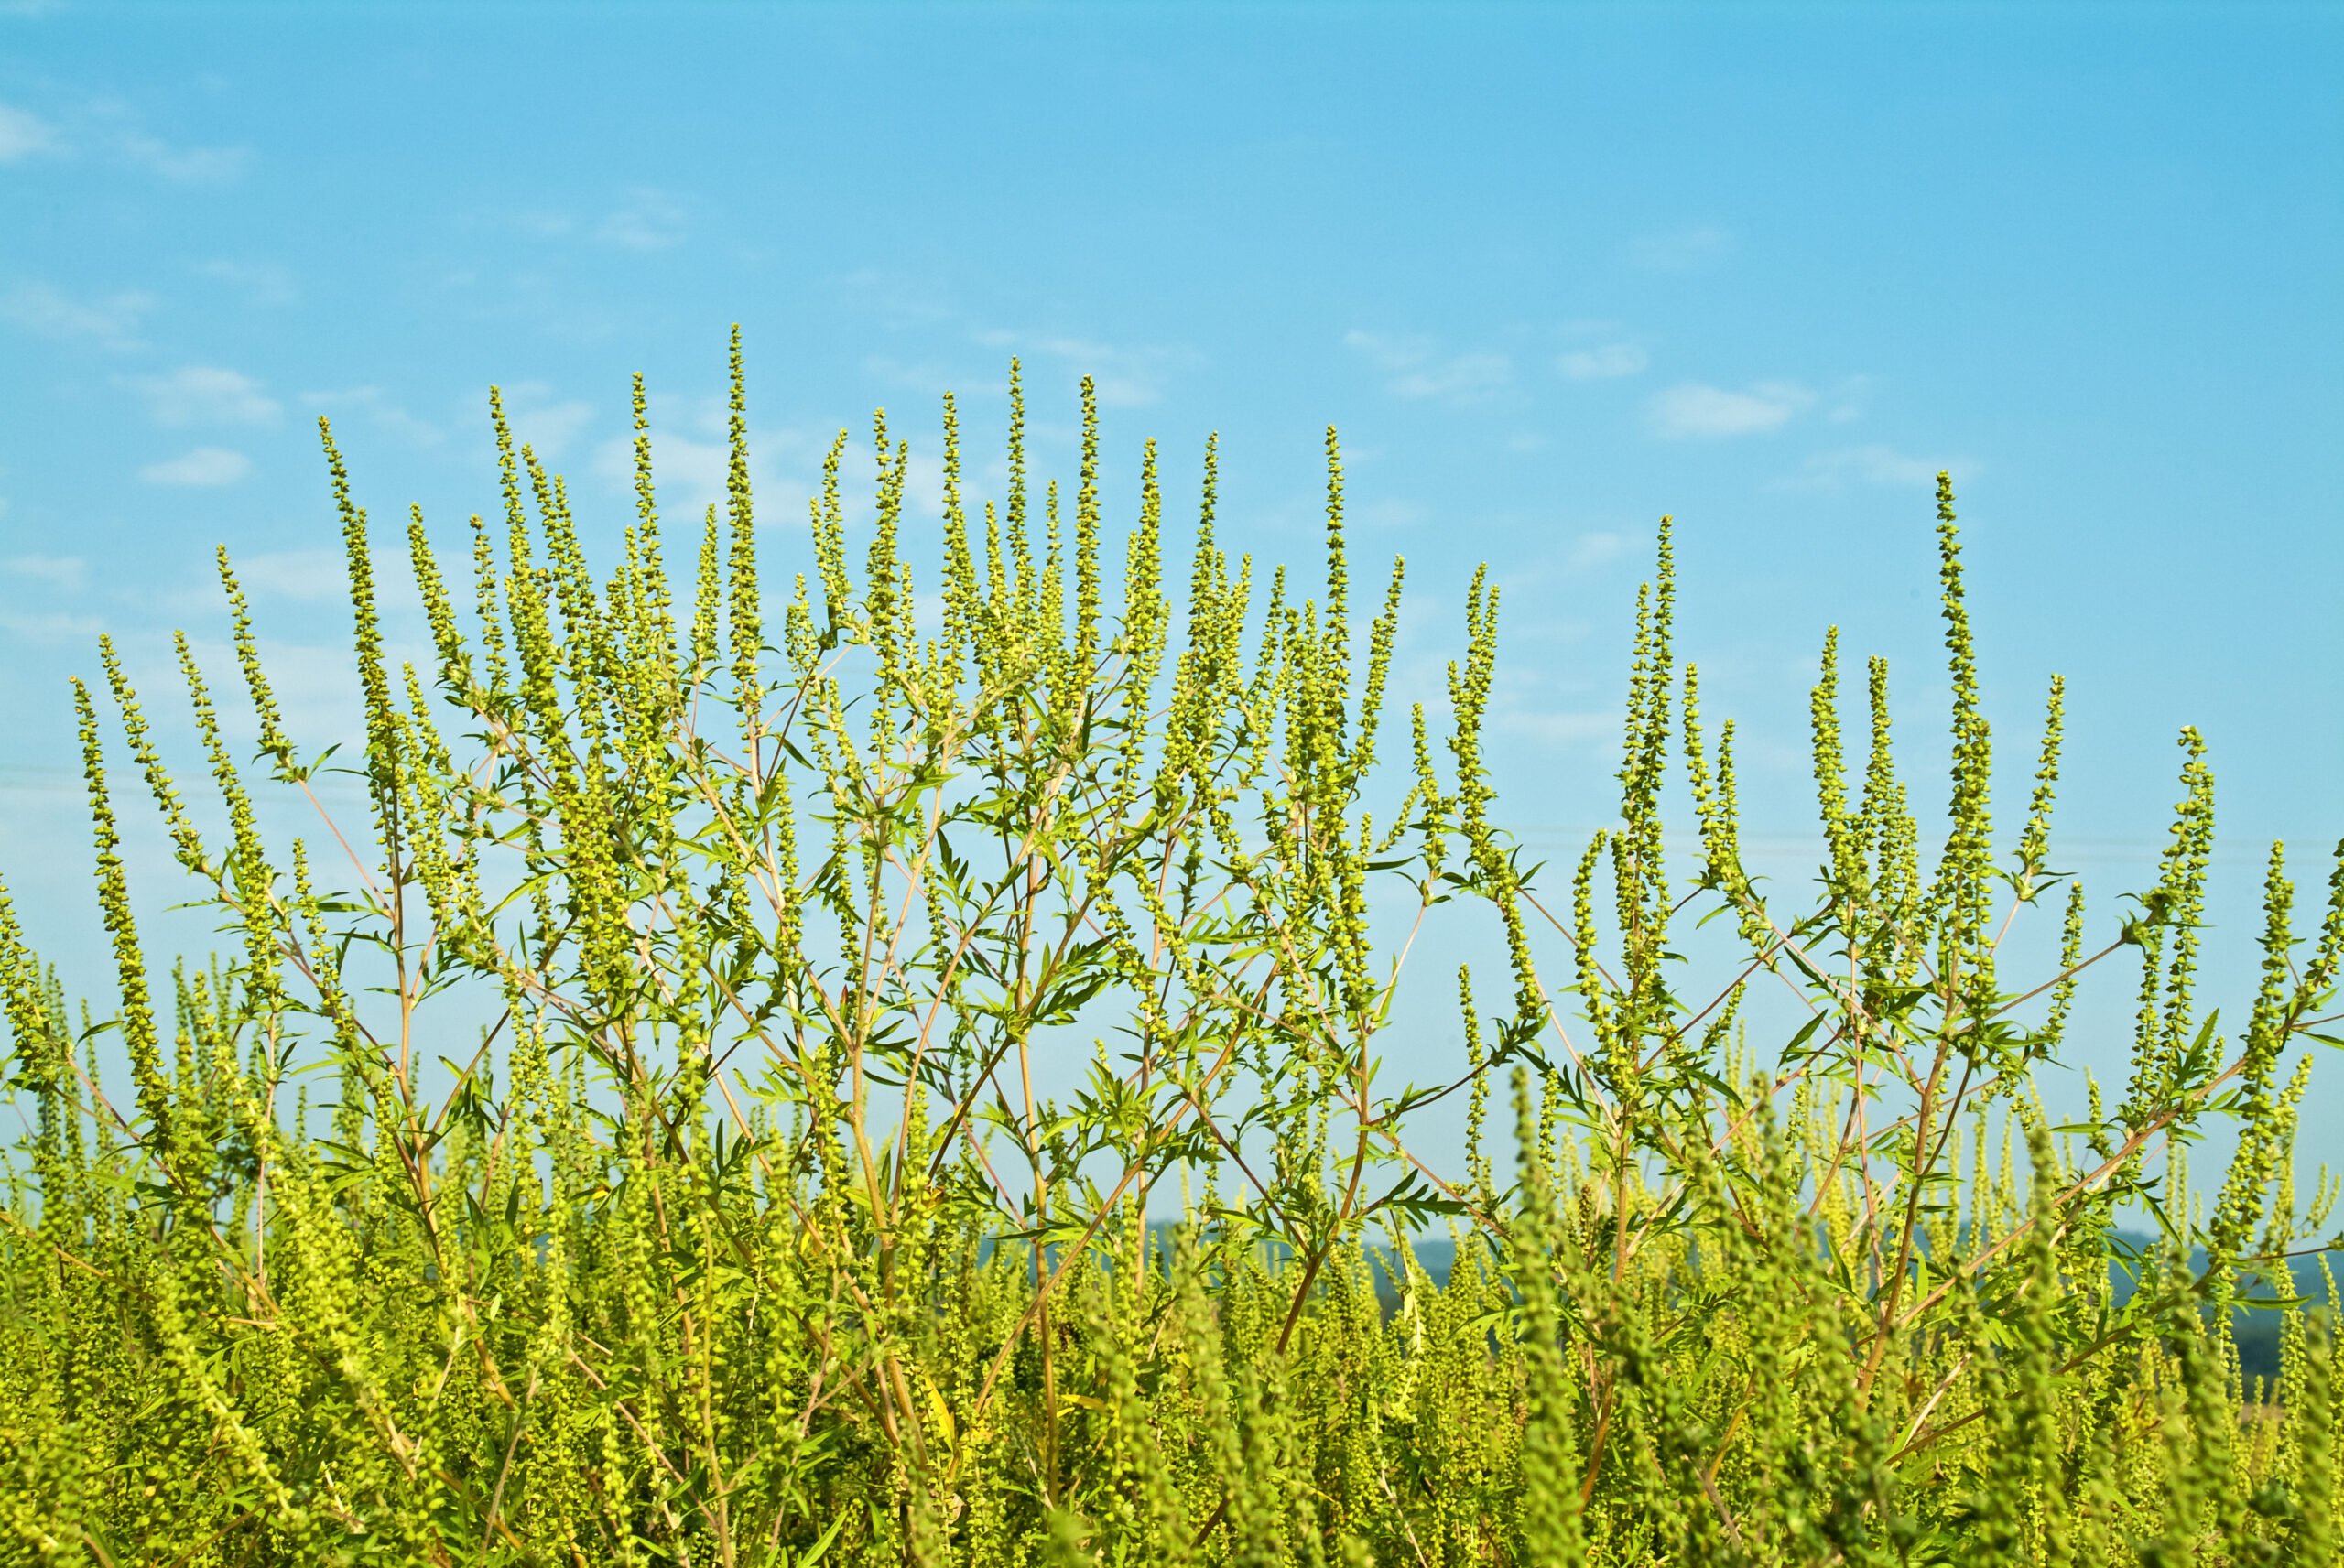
[2,341,2339,1565]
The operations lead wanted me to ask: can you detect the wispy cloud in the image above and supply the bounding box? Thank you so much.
[0,101,62,162]
[1823,374,1872,423]
[200,259,298,307]
[1500,708,1620,744]
[25,98,250,181]
[589,395,819,514]
[597,188,689,252]
[591,429,820,513]
[128,365,280,427]
[141,447,250,486]
[1631,225,1733,273]
[827,271,1199,407]
[0,610,105,643]
[862,355,973,395]
[85,98,245,181]
[1770,444,1959,492]
[116,127,245,182]
[301,386,447,449]
[829,276,1199,409]
[495,384,598,461]
[511,189,692,252]
[1344,330,1510,403]
[1567,531,1626,568]
[838,270,960,331]
[1,281,157,351]
[1647,381,1813,439]
[167,548,418,626]
[230,550,349,601]
[597,430,730,507]
[1357,497,1427,529]
[972,330,1198,407]
[1557,342,1647,381]
[1393,353,1508,401]
[0,94,242,178]
[5,554,82,590]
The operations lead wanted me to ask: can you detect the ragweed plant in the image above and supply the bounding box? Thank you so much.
[1,339,2339,1566]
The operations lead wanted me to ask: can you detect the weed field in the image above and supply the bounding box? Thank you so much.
[3,347,2338,1564]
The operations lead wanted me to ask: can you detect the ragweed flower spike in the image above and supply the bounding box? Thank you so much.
[73,678,171,1152]
[2015,673,2067,892]
[727,326,763,735]
[319,416,403,841]
[1931,470,1998,1034]
[216,547,295,773]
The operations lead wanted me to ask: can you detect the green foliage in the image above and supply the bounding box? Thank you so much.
[3,342,2341,1565]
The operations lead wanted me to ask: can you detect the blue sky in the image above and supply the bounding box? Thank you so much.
[2,2,2339,1177]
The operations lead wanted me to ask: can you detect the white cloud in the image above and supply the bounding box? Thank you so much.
[301,386,446,449]
[0,102,61,162]
[1500,709,1619,744]
[0,610,105,643]
[973,329,1198,407]
[1,282,157,351]
[1771,445,1958,492]
[597,188,688,252]
[839,269,960,331]
[1557,342,1648,381]
[831,279,1196,408]
[5,554,83,589]
[80,97,247,182]
[1647,381,1813,439]
[141,447,250,486]
[904,448,950,518]
[1346,330,1434,368]
[1041,341,1174,407]
[1568,531,1626,568]
[481,188,687,250]
[863,355,968,395]
[1391,351,1508,401]
[1358,497,1427,529]
[128,365,280,427]
[0,96,244,179]
[174,547,419,625]
[1827,376,1876,424]
[200,259,297,307]
[598,431,729,509]
[589,394,826,519]
[117,129,246,182]
[1631,225,1733,273]
[500,384,597,461]
[1343,330,1510,403]
[231,550,348,601]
